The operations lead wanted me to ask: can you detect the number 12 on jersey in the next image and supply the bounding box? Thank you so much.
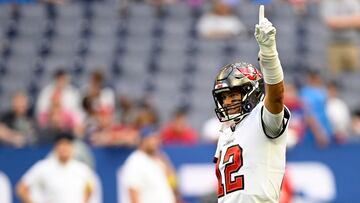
[216,145,244,197]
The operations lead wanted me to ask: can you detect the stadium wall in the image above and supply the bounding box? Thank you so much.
[0,144,359,203]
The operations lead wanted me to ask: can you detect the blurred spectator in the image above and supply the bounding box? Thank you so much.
[326,81,351,144]
[82,70,115,137]
[16,132,97,203]
[288,0,308,13]
[299,70,332,147]
[37,101,77,144]
[89,108,138,147]
[82,70,115,118]
[90,95,159,147]
[133,96,159,129]
[186,0,204,11]
[117,95,138,125]
[117,0,129,16]
[201,117,221,143]
[133,107,159,129]
[285,82,332,148]
[161,107,198,145]
[36,69,84,139]
[41,0,66,5]
[146,0,177,17]
[0,91,36,147]
[284,83,306,148]
[197,0,245,39]
[321,0,360,75]
[82,96,99,139]
[91,96,158,147]
[118,0,176,17]
[120,126,178,203]
[0,124,25,147]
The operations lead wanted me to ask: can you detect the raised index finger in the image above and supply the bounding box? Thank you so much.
[259,5,264,24]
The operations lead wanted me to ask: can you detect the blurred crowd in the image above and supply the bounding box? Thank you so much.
[1,67,360,151]
[0,0,360,150]
[0,68,199,148]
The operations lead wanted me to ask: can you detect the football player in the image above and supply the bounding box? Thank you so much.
[212,5,291,203]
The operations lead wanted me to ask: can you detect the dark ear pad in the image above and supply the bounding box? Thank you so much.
[242,102,252,113]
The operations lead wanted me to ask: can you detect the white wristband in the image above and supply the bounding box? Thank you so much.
[259,50,284,85]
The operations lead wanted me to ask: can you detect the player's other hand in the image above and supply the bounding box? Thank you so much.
[255,5,277,55]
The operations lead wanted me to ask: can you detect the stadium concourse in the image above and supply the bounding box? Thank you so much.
[0,0,360,203]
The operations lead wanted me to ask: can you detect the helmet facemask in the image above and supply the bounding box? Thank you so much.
[213,81,263,122]
[214,89,242,122]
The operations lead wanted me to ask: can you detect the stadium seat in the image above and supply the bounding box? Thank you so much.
[1,40,12,59]
[37,38,52,57]
[0,60,8,76]
[111,58,124,77]
[5,20,18,40]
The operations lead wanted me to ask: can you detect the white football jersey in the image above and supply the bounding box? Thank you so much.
[214,102,290,203]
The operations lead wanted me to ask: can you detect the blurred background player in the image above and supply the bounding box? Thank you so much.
[120,126,180,203]
[16,132,97,203]
[212,5,290,202]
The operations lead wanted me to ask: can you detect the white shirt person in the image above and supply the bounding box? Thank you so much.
[120,126,177,203]
[16,132,95,203]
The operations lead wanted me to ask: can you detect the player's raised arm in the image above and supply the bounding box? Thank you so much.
[255,5,289,138]
[255,5,284,114]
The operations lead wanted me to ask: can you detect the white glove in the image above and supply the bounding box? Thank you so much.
[255,5,277,57]
[254,5,283,85]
